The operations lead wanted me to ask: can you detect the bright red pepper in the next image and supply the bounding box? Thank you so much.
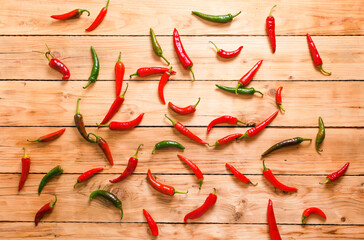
[143,209,159,236]
[263,160,298,192]
[85,0,110,31]
[184,188,217,223]
[207,115,245,133]
[275,86,285,112]
[177,154,204,189]
[74,167,104,188]
[168,97,200,115]
[129,67,176,78]
[226,163,257,186]
[158,67,172,104]
[235,60,263,93]
[88,133,114,166]
[266,5,277,53]
[98,113,144,130]
[27,128,66,142]
[109,144,143,183]
[208,133,243,147]
[51,9,90,20]
[18,148,30,191]
[147,169,188,196]
[267,199,282,240]
[165,114,207,145]
[34,195,57,226]
[209,41,243,58]
[306,33,331,75]
[115,52,125,97]
[302,207,327,224]
[320,162,350,184]
[173,28,195,81]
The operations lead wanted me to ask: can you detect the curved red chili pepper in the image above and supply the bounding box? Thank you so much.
[51,9,90,20]
[207,115,245,133]
[235,60,263,93]
[85,0,110,32]
[208,133,243,147]
[88,133,114,166]
[266,5,277,53]
[168,97,200,115]
[275,86,285,112]
[35,195,57,226]
[147,169,188,196]
[184,188,217,223]
[267,199,282,240]
[98,113,144,130]
[165,114,207,145]
[173,28,195,81]
[109,144,143,183]
[302,207,326,224]
[177,154,204,189]
[320,162,349,184]
[263,161,298,192]
[129,67,176,78]
[143,209,159,236]
[226,163,257,186]
[27,128,66,142]
[74,167,104,188]
[306,33,331,75]
[115,52,125,97]
[18,148,30,191]
[158,67,172,104]
[209,41,243,58]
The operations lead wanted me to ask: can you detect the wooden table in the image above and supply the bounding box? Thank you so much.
[0,0,363,239]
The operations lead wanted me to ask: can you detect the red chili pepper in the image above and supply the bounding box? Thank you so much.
[168,97,200,115]
[74,167,104,188]
[306,33,331,75]
[34,195,57,226]
[207,115,245,133]
[51,9,90,20]
[115,52,125,97]
[226,163,257,186]
[165,114,207,145]
[209,41,243,58]
[235,60,263,93]
[98,113,144,130]
[158,67,172,104]
[267,199,282,240]
[129,67,176,78]
[88,133,114,166]
[184,188,217,223]
[302,207,326,224]
[27,128,66,142]
[109,144,143,183]
[173,28,195,81]
[18,148,30,191]
[263,160,298,192]
[208,133,243,147]
[320,162,349,184]
[85,0,110,31]
[266,5,277,53]
[147,169,188,196]
[177,154,204,189]
[275,86,285,112]
[143,209,159,236]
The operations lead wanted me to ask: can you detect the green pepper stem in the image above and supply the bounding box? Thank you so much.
[317,65,332,76]
[262,160,268,171]
[79,9,90,16]
[105,0,110,9]
[132,144,143,158]
[76,98,81,114]
[161,55,170,65]
[236,119,246,125]
[96,123,109,128]
[193,97,201,108]
[83,80,93,89]
[117,52,121,62]
[174,189,188,194]
[50,194,57,208]
[269,5,277,16]
[129,71,138,78]
[22,147,28,158]
[164,114,177,126]
[232,11,242,18]
[198,179,204,190]
[235,83,241,94]
[319,178,330,185]
[209,41,220,52]
[189,67,195,81]
[120,83,129,98]
[27,138,40,142]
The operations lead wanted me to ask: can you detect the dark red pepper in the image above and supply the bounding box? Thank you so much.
[34,195,57,226]
[320,162,349,184]
[147,169,188,196]
[158,67,172,104]
[18,148,30,191]
[263,160,298,192]
[266,5,277,53]
[302,207,326,224]
[74,167,104,188]
[226,163,257,186]
[129,67,176,78]
[143,209,159,236]
[275,86,285,112]
[207,115,245,133]
[235,60,263,93]
[88,133,114,166]
[307,33,331,75]
[177,154,204,189]
[97,113,144,130]
[173,28,195,81]
[209,41,243,58]
[51,9,90,20]
[208,133,243,147]
[85,0,110,31]
[27,128,66,142]
[267,199,282,240]
[115,52,125,97]
[168,97,200,115]
[184,188,217,223]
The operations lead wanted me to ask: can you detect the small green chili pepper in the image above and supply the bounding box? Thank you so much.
[84,46,100,89]
[261,137,312,157]
[215,84,263,96]
[90,190,123,219]
[38,165,63,195]
[152,140,185,154]
[315,117,325,153]
[192,11,241,23]
[150,28,170,65]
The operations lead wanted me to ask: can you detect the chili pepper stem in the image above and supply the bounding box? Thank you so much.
[193,97,201,108]
[83,81,93,89]
[79,9,90,16]
[250,181,258,186]
[237,132,248,140]
[164,114,177,125]
[50,194,57,208]
[96,123,109,127]
[209,41,220,52]
[317,65,332,76]
[319,178,330,185]
[174,189,189,194]
[76,98,81,114]
[278,104,285,112]
[23,147,28,158]
[208,142,219,147]
[87,132,99,142]
[129,72,138,78]
[189,67,195,81]
[235,83,241,94]
[269,5,277,16]
[45,44,55,59]
[27,138,40,142]
[232,11,242,18]
[256,90,264,96]
[160,55,170,65]
[73,181,79,188]
[212,188,216,195]
[132,144,143,158]
[262,160,268,171]
[198,179,203,190]
[117,52,121,62]
[105,0,110,9]
[236,119,246,125]
[120,82,129,98]
[302,215,308,224]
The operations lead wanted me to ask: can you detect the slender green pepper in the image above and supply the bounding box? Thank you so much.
[315,117,325,152]
[261,137,312,157]
[150,28,169,65]
[152,140,185,154]
[84,46,100,89]
[90,190,123,219]
[192,11,241,23]
[74,98,96,143]
[38,165,63,195]
[215,84,263,96]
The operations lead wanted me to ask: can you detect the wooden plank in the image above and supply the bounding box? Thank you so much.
[0,36,363,80]
[1,0,363,35]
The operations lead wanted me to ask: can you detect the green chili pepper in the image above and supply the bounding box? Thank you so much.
[152,140,185,154]
[90,190,123,219]
[38,165,63,195]
[150,28,170,65]
[315,117,325,153]
[215,84,263,96]
[84,46,100,89]
[261,137,312,157]
[192,11,241,23]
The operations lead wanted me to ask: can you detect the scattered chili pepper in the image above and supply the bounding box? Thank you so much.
[97,113,144,130]
[158,67,172,104]
[38,165,63,195]
[320,162,349,184]
[226,163,257,186]
[89,190,123,219]
[177,154,204,189]
[207,115,245,133]
[302,207,326,224]
[129,67,176,78]
[147,169,188,196]
[208,133,243,147]
[74,98,96,143]
[235,60,263,93]
[150,28,169,65]
[34,195,57,226]
[168,97,200,115]
[18,148,30,191]
[85,0,110,31]
[115,52,125,96]
[275,86,285,112]
[27,128,66,142]
[173,28,195,81]
[306,33,331,75]
[109,144,143,183]
[51,9,90,20]
[209,41,243,58]
[263,160,297,192]
[266,5,277,53]
[84,46,100,89]
[215,84,263,96]
[267,199,282,240]
[152,140,185,154]
[165,114,207,145]
[261,137,312,157]
[184,188,217,223]
[88,133,113,166]
[315,116,325,153]
[192,11,241,23]
[74,167,104,188]
[143,209,159,236]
